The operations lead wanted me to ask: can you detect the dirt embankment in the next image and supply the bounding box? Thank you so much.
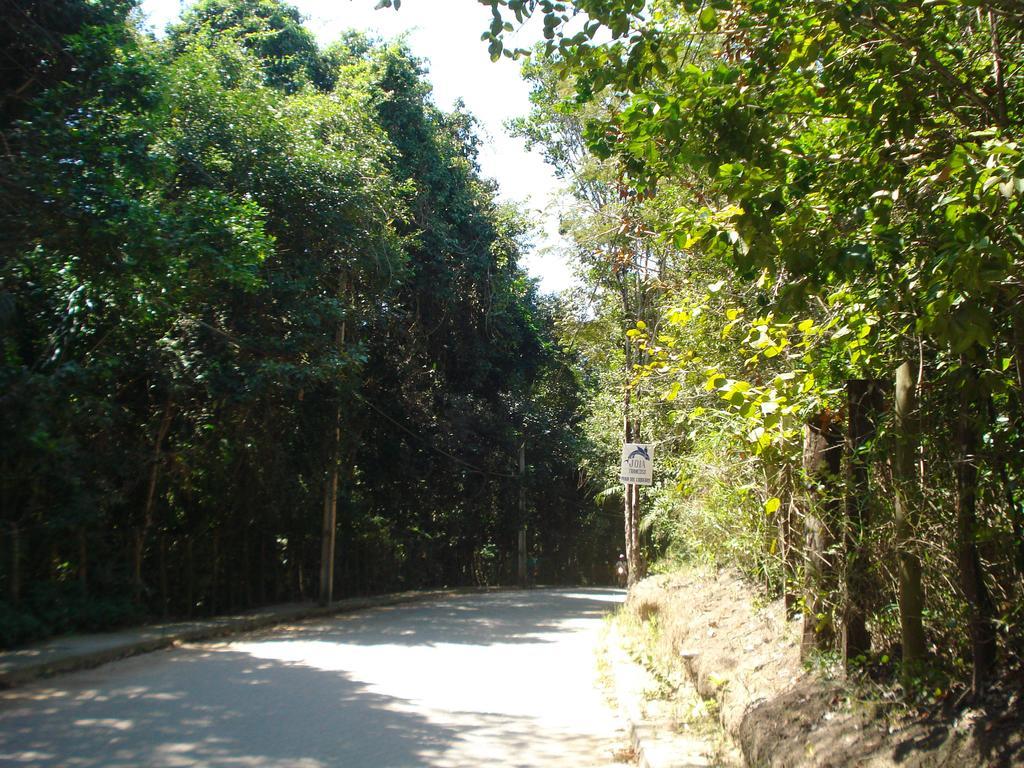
[625,569,1023,768]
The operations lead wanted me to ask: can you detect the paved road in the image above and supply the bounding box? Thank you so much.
[0,589,629,767]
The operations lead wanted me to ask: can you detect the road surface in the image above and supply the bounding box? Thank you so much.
[0,589,629,767]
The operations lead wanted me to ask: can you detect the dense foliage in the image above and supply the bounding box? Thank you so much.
[7,0,1024,706]
[0,0,611,647]
[485,0,1024,698]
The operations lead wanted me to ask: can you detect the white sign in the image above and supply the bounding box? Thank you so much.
[619,443,654,486]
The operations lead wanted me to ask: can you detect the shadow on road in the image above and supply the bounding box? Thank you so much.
[259,588,624,648]
[0,589,626,767]
[1,644,459,767]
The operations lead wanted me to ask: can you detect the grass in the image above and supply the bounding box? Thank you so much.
[611,600,742,764]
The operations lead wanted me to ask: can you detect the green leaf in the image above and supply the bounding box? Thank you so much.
[698,7,718,31]
[706,374,727,391]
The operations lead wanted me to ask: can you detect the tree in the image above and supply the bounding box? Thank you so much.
[2,0,610,642]
[475,0,1024,694]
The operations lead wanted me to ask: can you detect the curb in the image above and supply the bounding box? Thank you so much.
[0,586,508,690]
[606,622,714,768]
[606,623,663,768]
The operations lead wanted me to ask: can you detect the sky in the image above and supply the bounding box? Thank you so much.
[138,0,575,293]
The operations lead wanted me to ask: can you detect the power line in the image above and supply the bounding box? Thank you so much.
[355,393,519,479]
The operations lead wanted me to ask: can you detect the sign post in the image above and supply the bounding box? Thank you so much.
[619,443,654,486]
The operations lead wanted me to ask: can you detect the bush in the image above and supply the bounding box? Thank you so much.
[0,583,143,649]
[0,601,45,648]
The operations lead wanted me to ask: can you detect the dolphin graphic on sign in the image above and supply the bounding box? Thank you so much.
[620,443,654,486]
[628,446,650,462]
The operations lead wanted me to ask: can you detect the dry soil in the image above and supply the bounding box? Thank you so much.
[623,568,1023,768]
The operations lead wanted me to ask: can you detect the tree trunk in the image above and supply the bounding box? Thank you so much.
[132,528,145,607]
[1012,309,1024,392]
[988,9,1009,127]
[134,399,173,604]
[158,535,168,619]
[259,537,267,605]
[186,537,194,617]
[631,482,642,581]
[998,462,1024,583]
[622,400,644,584]
[894,362,927,677]
[781,494,799,614]
[319,276,348,606]
[620,272,645,587]
[801,412,843,659]
[226,534,235,613]
[842,379,885,666]
[9,522,21,605]
[211,528,220,615]
[320,405,341,606]
[78,527,88,592]
[955,361,997,695]
[243,529,252,608]
[518,442,527,586]
[767,456,799,613]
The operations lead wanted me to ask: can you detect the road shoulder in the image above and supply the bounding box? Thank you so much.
[600,608,741,768]
[0,587,500,690]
